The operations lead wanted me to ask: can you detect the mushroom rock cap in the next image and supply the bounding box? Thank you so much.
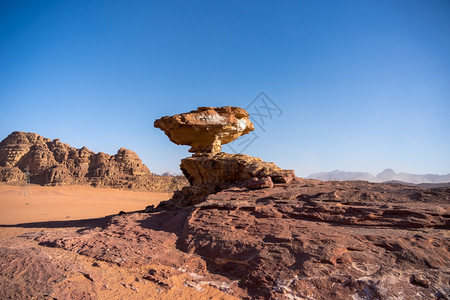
[154,106,254,154]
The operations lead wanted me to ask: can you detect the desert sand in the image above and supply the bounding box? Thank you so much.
[0,183,170,240]
[0,184,171,225]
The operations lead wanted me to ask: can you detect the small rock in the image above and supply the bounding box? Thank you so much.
[81,272,94,282]
[247,177,274,190]
[271,170,296,183]
[145,205,155,213]
[410,274,430,288]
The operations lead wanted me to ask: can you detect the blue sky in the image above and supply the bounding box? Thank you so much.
[1,0,449,176]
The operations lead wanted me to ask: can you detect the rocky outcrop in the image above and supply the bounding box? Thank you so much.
[7,179,448,299]
[0,131,187,191]
[177,180,450,299]
[154,106,254,154]
[169,153,295,206]
[0,166,25,182]
[180,153,294,186]
[154,107,295,206]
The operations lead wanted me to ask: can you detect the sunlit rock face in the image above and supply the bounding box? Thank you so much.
[0,131,189,191]
[154,106,254,154]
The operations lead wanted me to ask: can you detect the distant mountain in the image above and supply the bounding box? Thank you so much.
[307,168,450,184]
[306,170,375,181]
[376,168,397,182]
[161,171,183,177]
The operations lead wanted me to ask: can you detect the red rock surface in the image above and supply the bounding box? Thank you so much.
[0,131,187,191]
[3,179,448,299]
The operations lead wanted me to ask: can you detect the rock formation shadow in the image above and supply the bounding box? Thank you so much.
[0,215,111,229]
[135,209,190,234]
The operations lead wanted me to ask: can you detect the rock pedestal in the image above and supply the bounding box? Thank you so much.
[154,106,295,207]
[182,153,295,186]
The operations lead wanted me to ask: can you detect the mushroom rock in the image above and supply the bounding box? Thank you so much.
[154,106,254,154]
[154,106,295,207]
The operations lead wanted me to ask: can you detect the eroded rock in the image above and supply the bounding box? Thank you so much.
[154,106,254,154]
[166,152,295,206]
[154,107,295,206]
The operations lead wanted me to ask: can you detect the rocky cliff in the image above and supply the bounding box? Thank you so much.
[0,131,187,191]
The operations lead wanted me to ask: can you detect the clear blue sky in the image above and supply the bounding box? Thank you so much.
[1,0,449,176]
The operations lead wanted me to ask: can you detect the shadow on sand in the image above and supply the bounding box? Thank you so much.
[0,215,113,229]
[0,207,152,229]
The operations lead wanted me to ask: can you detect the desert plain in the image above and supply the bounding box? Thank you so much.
[0,184,171,225]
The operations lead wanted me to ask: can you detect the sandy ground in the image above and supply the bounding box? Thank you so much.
[0,184,171,225]
[0,184,171,240]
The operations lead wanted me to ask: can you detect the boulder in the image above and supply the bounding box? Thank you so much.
[246,176,274,189]
[154,106,254,154]
[180,153,282,186]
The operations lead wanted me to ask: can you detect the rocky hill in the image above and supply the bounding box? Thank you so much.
[0,131,187,191]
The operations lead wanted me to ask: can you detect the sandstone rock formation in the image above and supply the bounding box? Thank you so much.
[0,131,187,191]
[154,107,295,206]
[154,106,254,154]
[3,179,448,299]
[170,153,295,206]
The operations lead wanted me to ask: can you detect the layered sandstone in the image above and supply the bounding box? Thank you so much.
[169,153,295,206]
[154,106,254,154]
[180,153,294,186]
[0,131,187,191]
